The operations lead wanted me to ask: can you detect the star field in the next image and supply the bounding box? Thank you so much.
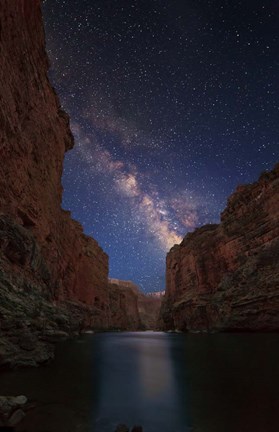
[42,0,279,292]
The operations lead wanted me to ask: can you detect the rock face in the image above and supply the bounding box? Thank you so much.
[161,165,279,331]
[137,292,163,330]
[0,0,112,367]
[108,279,162,330]
[108,280,141,330]
[0,0,109,305]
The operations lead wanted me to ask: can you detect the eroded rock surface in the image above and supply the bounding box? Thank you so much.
[0,0,111,367]
[109,279,162,330]
[108,280,141,330]
[160,164,279,331]
[137,292,163,330]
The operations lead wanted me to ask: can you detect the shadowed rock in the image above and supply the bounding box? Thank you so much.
[0,0,156,368]
[160,164,279,331]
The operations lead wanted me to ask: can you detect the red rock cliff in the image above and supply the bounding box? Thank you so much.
[0,0,110,367]
[137,292,163,330]
[0,0,109,306]
[108,279,141,330]
[108,279,162,330]
[161,165,279,331]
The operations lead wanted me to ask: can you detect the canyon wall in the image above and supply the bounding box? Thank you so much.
[138,292,163,330]
[109,279,162,330]
[0,0,112,367]
[108,280,141,330]
[160,164,279,331]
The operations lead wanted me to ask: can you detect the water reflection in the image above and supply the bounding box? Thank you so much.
[0,332,278,432]
[93,332,189,432]
[137,332,172,399]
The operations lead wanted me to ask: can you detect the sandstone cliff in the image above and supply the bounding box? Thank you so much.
[160,164,279,331]
[109,279,162,330]
[108,280,141,330]
[0,0,112,367]
[138,292,163,330]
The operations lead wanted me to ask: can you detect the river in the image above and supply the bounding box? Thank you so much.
[1,332,278,432]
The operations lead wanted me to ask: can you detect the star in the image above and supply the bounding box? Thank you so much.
[43,0,279,292]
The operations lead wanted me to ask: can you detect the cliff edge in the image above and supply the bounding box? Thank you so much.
[160,164,279,331]
[0,0,110,367]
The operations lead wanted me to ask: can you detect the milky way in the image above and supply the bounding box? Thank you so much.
[42,0,278,292]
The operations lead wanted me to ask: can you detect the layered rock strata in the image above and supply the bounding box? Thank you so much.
[160,165,279,331]
[0,0,110,367]
[137,293,163,330]
[108,279,162,330]
[108,280,141,330]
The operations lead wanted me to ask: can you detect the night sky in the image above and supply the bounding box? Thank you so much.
[42,0,278,292]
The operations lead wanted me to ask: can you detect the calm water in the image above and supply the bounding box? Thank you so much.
[1,332,279,432]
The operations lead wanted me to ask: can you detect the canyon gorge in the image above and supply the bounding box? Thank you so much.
[0,0,278,374]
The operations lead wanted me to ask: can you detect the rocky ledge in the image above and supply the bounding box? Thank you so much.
[160,164,279,332]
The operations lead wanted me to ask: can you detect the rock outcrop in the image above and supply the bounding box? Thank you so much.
[0,0,111,367]
[160,164,279,331]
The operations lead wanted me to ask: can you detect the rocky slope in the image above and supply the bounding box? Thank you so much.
[160,164,279,331]
[0,0,117,368]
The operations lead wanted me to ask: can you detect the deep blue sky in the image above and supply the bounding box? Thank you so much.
[42,0,278,292]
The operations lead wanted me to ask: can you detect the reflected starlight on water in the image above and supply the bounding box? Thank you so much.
[94,332,189,432]
[137,332,173,400]
[0,332,278,432]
